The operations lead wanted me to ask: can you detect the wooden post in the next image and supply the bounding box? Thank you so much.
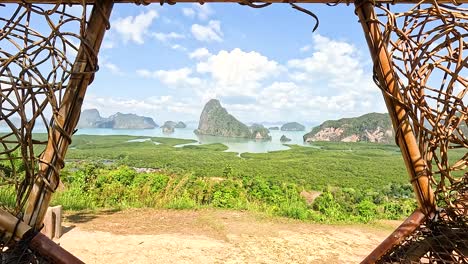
[24,0,114,230]
[41,206,62,239]
[354,0,435,215]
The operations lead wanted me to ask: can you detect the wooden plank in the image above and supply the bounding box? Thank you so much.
[0,208,31,241]
[30,232,85,264]
[23,0,114,230]
[361,209,426,263]
[354,0,435,214]
[1,0,468,4]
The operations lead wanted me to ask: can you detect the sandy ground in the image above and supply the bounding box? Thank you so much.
[57,209,398,264]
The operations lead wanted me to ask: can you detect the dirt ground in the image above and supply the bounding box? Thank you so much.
[58,209,399,264]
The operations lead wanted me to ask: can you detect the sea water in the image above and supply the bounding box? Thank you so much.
[75,126,311,153]
[0,126,313,154]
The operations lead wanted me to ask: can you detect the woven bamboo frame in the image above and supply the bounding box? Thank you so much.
[0,0,466,263]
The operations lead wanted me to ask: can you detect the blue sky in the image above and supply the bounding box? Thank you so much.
[5,3,389,124]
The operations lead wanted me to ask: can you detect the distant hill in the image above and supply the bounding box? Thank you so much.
[303,113,394,144]
[281,122,305,131]
[78,109,158,129]
[195,99,270,139]
[250,124,271,140]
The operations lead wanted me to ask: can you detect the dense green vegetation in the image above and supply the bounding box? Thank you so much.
[50,134,418,223]
[66,135,409,191]
[0,134,425,223]
[52,162,416,223]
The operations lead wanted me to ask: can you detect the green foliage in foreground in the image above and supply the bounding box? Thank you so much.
[50,163,417,223]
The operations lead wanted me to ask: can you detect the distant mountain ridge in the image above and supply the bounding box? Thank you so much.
[303,113,394,144]
[78,109,158,129]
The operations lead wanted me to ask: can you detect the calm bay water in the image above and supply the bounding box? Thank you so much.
[75,126,312,153]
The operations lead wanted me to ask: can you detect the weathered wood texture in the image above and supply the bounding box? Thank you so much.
[1,0,467,4]
[360,209,426,264]
[354,0,435,216]
[23,0,115,230]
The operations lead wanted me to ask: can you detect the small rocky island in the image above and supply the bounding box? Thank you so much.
[303,112,393,144]
[269,126,279,130]
[161,121,187,134]
[250,124,272,140]
[281,122,305,131]
[280,135,291,142]
[195,99,270,140]
[78,109,158,129]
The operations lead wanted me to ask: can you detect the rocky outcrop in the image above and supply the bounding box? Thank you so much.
[162,126,175,134]
[280,135,291,142]
[269,126,279,130]
[250,124,271,140]
[175,121,187,128]
[303,113,394,144]
[281,122,305,131]
[195,99,252,138]
[111,113,158,129]
[78,109,158,129]
[160,121,187,132]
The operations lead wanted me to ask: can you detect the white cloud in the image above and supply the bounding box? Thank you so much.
[189,48,211,59]
[171,44,187,51]
[113,10,158,44]
[300,45,311,52]
[137,67,202,87]
[118,36,385,123]
[288,34,374,92]
[152,32,185,42]
[182,8,195,18]
[196,49,284,99]
[191,20,223,42]
[183,4,214,20]
[103,63,124,76]
[194,4,214,20]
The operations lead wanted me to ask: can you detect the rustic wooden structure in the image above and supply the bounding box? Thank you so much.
[41,206,62,239]
[0,0,466,263]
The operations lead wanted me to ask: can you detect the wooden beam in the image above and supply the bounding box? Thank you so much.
[30,232,85,264]
[0,208,31,242]
[23,0,114,230]
[354,1,435,215]
[1,0,468,4]
[361,209,426,264]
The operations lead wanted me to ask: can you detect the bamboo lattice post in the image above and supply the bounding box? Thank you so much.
[23,0,114,230]
[354,0,436,216]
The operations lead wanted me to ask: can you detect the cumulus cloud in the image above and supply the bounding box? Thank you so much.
[300,45,311,52]
[194,4,214,20]
[100,35,385,123]
[189,48,211,59]
[171,44,187,51]
[152,32,185,42]
[191,20,223,42]
[182,8,195,18]
[137,67,202,87]
[113,9,158,44]
[196,48,283,97]
[288,34,374,92]
[183,4,214,20]
[103,63,124,76]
